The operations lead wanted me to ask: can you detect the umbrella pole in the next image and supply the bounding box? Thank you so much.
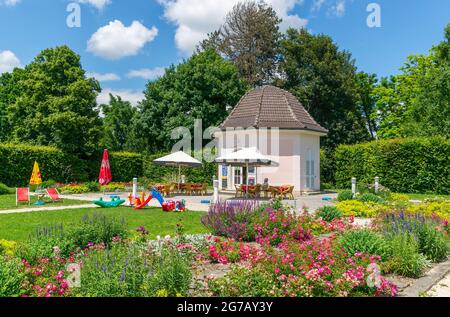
[246,162,249,199]
[178,165,181,192]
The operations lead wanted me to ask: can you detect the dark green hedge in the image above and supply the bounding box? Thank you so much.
[0,144,217,186]
[335,137,450,194]
[109,152,144,182]
[0,143,89,186]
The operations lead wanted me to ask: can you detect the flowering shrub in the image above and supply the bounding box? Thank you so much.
[253,210,314,246]
[335,200,386,218]
[0,239,17,256]
[406,200,450,221]
[381,212,450,262]
[209,237,397,297]
[207,237,257,264]
[201,200,261,241]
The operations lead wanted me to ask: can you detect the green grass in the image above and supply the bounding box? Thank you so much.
[0,194,91,210]
[401,193,450,200]
[0,206,208,241]
[322,189,449,201]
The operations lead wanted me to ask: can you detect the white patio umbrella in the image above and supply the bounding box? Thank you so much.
[214,147,278,198]
[153,151,203,190]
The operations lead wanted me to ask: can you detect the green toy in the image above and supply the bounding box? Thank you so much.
[93,197,125,208]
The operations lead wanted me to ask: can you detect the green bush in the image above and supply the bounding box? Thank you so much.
[85,181,100,192]
[385,233,429,278]
[339,229,390,261]
[74,243,192,297]
[0,183,13,195]
[66,213,128,249]
[357,193,385,204]
[337,190,353,201]
[317,206,343,222]
[0,256,27,297]
[335,137,450,194]
[0,143,89,186]
[415,223,450,262]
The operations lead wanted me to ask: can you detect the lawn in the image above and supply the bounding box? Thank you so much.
[0,194,91,210]
[0,206,209,241]
[402,193,450,200]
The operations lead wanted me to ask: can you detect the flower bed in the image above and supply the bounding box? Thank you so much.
[0,195,449,298]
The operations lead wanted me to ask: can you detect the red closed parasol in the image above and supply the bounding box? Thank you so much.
[98,149,112,185]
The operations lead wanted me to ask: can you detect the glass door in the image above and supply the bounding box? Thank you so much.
[306,149,315,189]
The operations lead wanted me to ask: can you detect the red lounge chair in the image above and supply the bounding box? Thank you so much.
[16,188,30,206]
[46,188,63,202]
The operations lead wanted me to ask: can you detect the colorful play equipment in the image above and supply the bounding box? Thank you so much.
[132,188,166,210]
[128,186,186,212]
[162,199,186,212]
[93,197,126,208]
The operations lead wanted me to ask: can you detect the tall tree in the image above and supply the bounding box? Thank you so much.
[200,1,281,86]
[100,94,137,151]
[355,72,379,139]
[130,49,249,153]
[281,28,371,151]
[374,24,450,139]
[4,46,102,156]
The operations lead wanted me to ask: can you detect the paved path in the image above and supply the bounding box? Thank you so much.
[0,203,98,215]
[0,192,338,214]
[428,273,450,297]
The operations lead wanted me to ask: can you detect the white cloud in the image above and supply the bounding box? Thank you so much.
[87,20,158,60]
[329,0,346,17]
[97,88,144,106]
[311,0,325,12]
[75,0,111,10]
[158,0,308,54]
[0,50,21,73]
[86,72,121,81]
[0,0,21,6]
[127,67,166,80]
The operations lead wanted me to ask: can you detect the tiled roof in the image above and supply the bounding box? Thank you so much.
[220,85,328,133]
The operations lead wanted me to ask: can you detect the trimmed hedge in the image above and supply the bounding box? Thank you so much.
[109,152,144,182]
[0,143,89,187]
[0,144,216,186]
[335,137,449,194]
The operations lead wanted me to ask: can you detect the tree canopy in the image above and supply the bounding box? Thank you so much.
[200,1,281,87]
[0,46,102,156]
[100,94,137,152]
[280,28,371,150]
[130,49,249,153]
[373,24,450,138]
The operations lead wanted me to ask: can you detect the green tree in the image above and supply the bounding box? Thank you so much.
[100,94,137,151]
[4,46,102,156]
[131,49,249,153]
[355,72,379,139]
[281,28,371,150]
[200,1,281,86]
[374,24,450,138]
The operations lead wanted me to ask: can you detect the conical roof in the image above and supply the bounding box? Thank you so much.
[220,85,328,133]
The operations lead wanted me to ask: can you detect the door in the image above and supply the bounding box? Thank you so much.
[306,149,315,189]
[233,167,248,186]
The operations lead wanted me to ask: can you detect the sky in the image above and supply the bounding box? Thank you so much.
[0,0,448,105]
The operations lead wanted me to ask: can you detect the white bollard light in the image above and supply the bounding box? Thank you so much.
[213,179,219,204]
[375,177,379,193]
[351,177,357,195]
[132,177,138,199]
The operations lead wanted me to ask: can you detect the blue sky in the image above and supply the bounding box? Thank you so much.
[0,0,448,105]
